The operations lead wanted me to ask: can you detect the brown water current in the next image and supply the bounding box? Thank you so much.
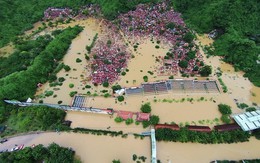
[1,133,260,163]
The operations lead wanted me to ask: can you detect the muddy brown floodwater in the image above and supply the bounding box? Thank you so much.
[1,133,260,163]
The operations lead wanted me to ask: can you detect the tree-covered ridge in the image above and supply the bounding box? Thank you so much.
[0,0,91,47]
[173,0,260,86]
[0,35,53,78]
[0,26,82,107]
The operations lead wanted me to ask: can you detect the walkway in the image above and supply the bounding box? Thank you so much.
[141,129,157,163]
[4,100,113,115]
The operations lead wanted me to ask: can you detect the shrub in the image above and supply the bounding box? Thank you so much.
[155,45,160,49]
[117,96,124,102]
[221,115,231,124]
[112,160,121,163]
[69,83,74,88]
[166,22,175,29]
[86,46,91,52]
[104,93,111,98]
[253,129,260,140]
[58,100,62,104]
[112,85,122,92]
[218,104,232,115]
[125,118,134,125]
[114,117,123,123]
[246,107,256,112]
[63,65,71,71]
[107,40,112,46]
[69,91,77,97]
[76,58,82,63]
[150,115,160,125]
[85,55,90,61]
[141,103,151,113]
[45,91,54,97]
[179,60,188,68]
[139,156,147,162]
[58,77,65,82]
[143,76,148,82]
[49,74,57,82]
[85,85,91,88]
[103,82,109,87]
[169,75,174,79]
[238,103,249,109]
[132,154,137,161]
[218,78,228,93]
[101,90,108,93]
[142,121,150,128]
[121,72,126,76]
[147,71,154,75]
[199,65,212,77]
[183,31,194,43]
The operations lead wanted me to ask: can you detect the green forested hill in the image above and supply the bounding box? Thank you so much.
[173,0,260,86]
[0,0,90,47]
[0,0,155,48]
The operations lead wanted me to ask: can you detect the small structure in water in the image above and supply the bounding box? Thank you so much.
[116,111,134,120]
[155,124,180,130]
[187,125,211,132]
[136,112,150,121]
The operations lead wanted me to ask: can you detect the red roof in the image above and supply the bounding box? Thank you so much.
[117,111,133,120]
[214,123,241,132]
[155,124,180,130]
[187,125,211,132]
[136,112,150,121]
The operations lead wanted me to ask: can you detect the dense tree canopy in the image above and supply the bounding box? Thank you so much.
[140,103,151,113]
[199,65,212,77]
[0,35,53,78]
[7,106,66,132]
[0,143,77,163]
[156,128,250,144]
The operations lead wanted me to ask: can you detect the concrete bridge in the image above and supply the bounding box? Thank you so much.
[141,129,157,163]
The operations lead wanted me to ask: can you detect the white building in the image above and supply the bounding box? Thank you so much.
[232,110,260,131]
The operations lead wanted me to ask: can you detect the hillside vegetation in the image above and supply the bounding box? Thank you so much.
[173,0,260,86]
[0,0,156,48]
[0,26,82,125]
